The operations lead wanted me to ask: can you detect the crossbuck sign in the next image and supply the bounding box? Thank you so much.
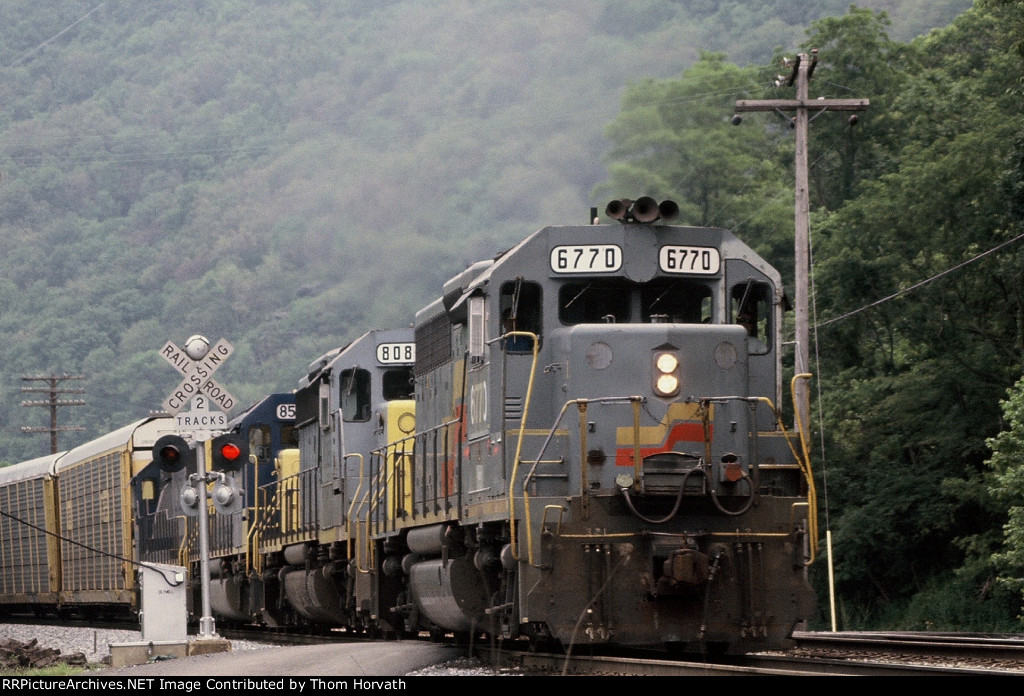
[160,337,239,416]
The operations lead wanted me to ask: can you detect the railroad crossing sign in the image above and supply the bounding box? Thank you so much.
[159,336,239,415]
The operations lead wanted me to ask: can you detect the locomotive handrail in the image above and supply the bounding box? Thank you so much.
[343,453,370,573]
[248,465,289,575]
[352,474,375,563]
[178,515,191,569]
[705,388,816,563]
[245,500,261,575]
[367,417,460,526]
[367,453,392,536]
[503,330,539,565]
[236,450,260,573]
[693,391,816,554]
[516,395,644,567]
[748,389,816,563]
[790,373,818,563]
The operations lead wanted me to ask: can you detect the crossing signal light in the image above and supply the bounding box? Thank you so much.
[211,476,244,515]
[211,432,249,472]
[179,482,201,516]
[153,434,193,473]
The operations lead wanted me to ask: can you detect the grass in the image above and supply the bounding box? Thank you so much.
[0,662,102,677]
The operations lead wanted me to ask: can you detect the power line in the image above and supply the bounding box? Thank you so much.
[21,374,86,454]
[814,229,1024,329]
[9,2,107,68]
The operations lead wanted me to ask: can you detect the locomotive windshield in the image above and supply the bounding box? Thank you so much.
[558,278,712,325]
[382,367,414,400]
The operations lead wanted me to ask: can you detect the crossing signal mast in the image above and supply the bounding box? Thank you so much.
[155,334,242,644]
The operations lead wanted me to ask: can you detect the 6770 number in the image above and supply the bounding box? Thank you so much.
[550,245,622,273]
[659,245,721,275]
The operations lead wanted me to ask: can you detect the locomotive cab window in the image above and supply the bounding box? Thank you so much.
[340,368,371,421]
[559,279,632,324]
[641,279,712,323]
[383,367,414,400]
[250,425,271,463]
[731,281,771,354]
[282,424,297,447]
[559,278,712,325]
[499,280,541,352]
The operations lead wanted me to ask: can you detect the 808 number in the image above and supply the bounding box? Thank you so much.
[377,342,415,364]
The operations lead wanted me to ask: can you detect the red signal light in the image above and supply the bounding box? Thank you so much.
[210,432,248,471]
[153,434,192,473]
[160,445,181,462]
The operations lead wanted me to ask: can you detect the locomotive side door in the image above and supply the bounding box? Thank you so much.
[724,259,780,432]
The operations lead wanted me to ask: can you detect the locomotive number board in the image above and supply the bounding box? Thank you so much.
[659,245,721,275]
[377,342,415,364]
[548,244,722,275]
[550,245,622,273]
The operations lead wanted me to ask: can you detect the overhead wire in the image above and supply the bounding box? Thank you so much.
[8,2,108,68]
[0,507,184,587]
[813,230,1024,330]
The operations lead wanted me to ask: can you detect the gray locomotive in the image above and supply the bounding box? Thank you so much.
[379,197,817,651]
[0,197,817,654]
[221,197,818,652]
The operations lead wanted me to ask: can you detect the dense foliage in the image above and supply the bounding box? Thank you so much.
[13,0,1024,629]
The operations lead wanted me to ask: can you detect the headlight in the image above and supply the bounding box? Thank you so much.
[655,353,678,373]
[652,350,680,397]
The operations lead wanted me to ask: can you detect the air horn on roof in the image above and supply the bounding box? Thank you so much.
[605,197,679,224]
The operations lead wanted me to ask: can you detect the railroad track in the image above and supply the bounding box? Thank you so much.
[786,630,1024,674]
[473,632,1024,676]
[6,615,1022,676]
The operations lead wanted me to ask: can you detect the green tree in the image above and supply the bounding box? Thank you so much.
[988,374,1024,620]
[598,51,793,268]
[810,3,1024,628]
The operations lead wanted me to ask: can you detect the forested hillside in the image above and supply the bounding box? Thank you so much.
[0,0,969,462]
[12,0,1024,631]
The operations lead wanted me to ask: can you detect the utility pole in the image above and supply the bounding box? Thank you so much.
[734,49,868,436]
[21,373,86,454]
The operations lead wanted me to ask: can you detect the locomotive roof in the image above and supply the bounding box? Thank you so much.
[299,326,415,387]
[228,391,295,429]
[428,221,783,320]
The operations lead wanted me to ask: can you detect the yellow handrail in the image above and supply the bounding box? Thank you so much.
[789,373,818,563]
[343,453,365,569]
[505,331,539,564]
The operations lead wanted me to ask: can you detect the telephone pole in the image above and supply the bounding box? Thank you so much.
[21,374,86,454]
[734,49,869,436]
